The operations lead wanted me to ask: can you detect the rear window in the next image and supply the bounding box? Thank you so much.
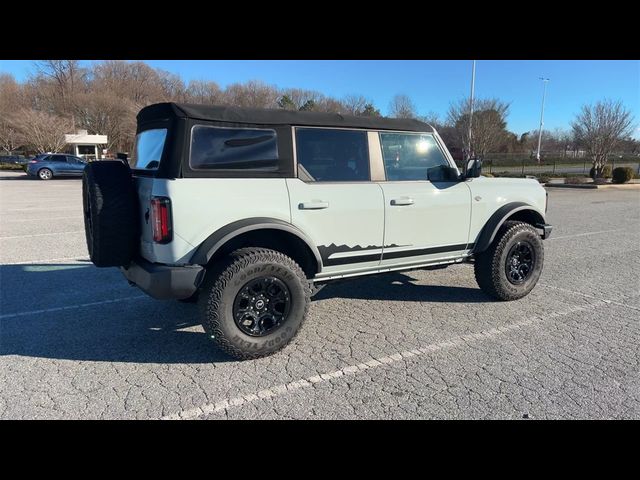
[130,128,168,170]
[189,126,278,171]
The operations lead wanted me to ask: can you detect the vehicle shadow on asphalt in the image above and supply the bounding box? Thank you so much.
[314,271,493,303]
[0,266,492,365]
[0,263,235,364]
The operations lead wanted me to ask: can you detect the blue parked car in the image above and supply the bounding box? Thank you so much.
[26,154,88,180]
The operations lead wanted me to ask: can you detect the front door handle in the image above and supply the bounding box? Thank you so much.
[299,201,329,210]
[390,197,415,206]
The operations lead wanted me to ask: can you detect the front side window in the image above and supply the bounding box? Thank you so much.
[295,128,370,182]
[190,126,278,170]
[131,128,168,170]
[380,133,450,181]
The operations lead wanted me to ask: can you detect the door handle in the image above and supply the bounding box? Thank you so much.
[299,201,329,210]
[390,197,415,206]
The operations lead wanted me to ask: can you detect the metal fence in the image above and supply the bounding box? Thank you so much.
[476,153,640,177]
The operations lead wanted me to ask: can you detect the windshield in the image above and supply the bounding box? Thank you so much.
[130,128,167,170]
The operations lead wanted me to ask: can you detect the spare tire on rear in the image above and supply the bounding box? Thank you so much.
[82,161,138,267]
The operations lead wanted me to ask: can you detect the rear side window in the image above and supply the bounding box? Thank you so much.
[295,128,370,182]
[131,128,168,170]
[49,155,67,162]
[190,126,278,171]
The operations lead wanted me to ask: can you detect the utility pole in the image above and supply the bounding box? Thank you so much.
[535,77,550,163]
[467,60,476,163]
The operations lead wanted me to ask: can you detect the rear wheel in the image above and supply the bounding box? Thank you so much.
[38,168,53,180]
[199,248,310,360]
[474,221,544,301]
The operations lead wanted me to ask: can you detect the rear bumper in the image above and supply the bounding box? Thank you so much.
[537,223,553,239]
[121,258,205,300]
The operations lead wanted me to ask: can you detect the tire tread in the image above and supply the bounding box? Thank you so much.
[474,221,542,301]
[199,247,310,360]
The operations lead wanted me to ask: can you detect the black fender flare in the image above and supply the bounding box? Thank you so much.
[190,217,323,271]
[472,202,545,254]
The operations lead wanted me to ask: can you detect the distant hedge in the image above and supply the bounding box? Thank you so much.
[612,167,634,184]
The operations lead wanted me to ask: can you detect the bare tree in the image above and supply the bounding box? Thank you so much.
[389,94,417,119]
[315,97,344,113]
[73,92,138,152]
[92,60,164,108]
[186,80,222,105]
[34,60,86,119]
[571,99,635,177]
[420,111,442,129]
[157,70,186,102]
[279,88,325,110]
[0,74,26,153]
[447,97,510,158]
[342,94,369,116]
[223,80,280,108]
[13,109,73,153]
[0,118,21,154]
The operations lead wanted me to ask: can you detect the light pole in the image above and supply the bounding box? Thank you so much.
[535,77,550,163]
[467,60,476,163]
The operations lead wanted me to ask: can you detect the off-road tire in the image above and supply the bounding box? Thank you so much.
[474,221,544,301]
[199,248,311,360]
[82,161,138,267]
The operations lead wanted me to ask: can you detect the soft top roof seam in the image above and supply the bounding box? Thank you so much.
[137,102,433,133]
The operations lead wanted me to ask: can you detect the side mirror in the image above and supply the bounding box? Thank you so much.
[427,165,461,182]
[465,157,482,178]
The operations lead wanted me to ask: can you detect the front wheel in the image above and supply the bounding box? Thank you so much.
[199,248,311,360]
[474,221,544,301]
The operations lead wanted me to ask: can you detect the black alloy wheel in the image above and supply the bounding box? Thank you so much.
[504,241,535,285]
[233,276,291,336]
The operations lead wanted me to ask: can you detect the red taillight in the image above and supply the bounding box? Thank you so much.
[29,160,38,164]
[150,197,172,244]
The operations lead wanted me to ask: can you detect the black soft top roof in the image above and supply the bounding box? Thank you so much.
[137,102,434,132]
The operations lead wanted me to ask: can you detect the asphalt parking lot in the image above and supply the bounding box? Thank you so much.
[1,170,638,419]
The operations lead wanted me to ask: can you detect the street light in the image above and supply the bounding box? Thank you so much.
[535,77,550,163]
[467,60,476,163]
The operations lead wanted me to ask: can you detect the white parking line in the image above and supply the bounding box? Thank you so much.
[540,283,640,312]
[0,216,81,223]
[0,230,84,239]
[162,297,617,420]
[2,256,90,265]
[0,295,148,320]
[548,229,623,241]
[1,207,82,213]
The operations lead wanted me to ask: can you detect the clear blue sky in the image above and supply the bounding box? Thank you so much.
[1,60,638,137]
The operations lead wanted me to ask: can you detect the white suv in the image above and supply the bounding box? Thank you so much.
[82,102,552,359]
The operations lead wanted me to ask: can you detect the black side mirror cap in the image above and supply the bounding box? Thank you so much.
[464,158,482,178]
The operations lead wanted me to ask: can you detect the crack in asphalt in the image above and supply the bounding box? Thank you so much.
[162,297,618,420]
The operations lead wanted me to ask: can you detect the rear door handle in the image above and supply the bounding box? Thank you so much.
[299,201,329,210]
[390,197,414,206]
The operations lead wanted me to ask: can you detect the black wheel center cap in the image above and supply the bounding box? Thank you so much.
[255,299,265,310]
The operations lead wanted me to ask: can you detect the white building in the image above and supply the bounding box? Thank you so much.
[64,130,108,161]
